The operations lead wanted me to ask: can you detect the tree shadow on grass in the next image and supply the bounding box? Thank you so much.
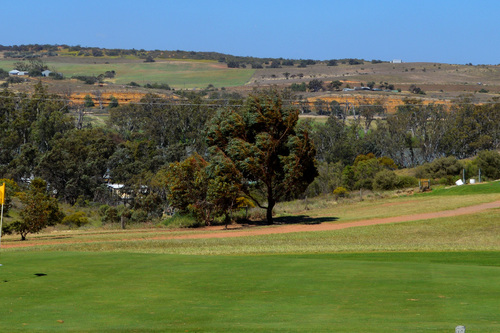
[252,215,339,226]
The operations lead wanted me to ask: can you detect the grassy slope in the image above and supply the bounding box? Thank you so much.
[0,58,255,89]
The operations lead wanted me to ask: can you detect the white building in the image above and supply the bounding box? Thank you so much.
[390,59,403,64]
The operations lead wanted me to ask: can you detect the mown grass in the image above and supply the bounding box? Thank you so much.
[416,180,500,196]
[0,251,498,332]
[1,182,498,332]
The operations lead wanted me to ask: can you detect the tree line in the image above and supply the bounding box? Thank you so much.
[1,44,379,69]
[1,84,500,237]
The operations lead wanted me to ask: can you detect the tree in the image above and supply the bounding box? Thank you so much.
[11,178,64,240]
[312,115,362,165]
[409,84,425,95]
[108,95,119,108]
[308,79,324,92]
[164,152,243,226]
[36,128,116,204]
[206,89,318,224]
[84,94,95,107]
[358,98,385,134]
[328,80,342,91]
[0,83,73,180]
[93,90,103,109]
[164,154,211,224]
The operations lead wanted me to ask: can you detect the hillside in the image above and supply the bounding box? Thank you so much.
[1,46,500,108]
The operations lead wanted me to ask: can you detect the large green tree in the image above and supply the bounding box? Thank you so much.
[206,89,317,224]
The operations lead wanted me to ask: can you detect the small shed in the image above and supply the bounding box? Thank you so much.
[9,70,20,75]
[390,59,403,64]
[41,70,52,77]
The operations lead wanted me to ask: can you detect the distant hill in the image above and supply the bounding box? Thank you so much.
[1,44,500,107]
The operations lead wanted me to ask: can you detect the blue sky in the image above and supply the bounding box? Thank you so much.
[1,0,499,64]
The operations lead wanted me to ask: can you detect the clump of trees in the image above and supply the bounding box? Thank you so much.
[165,90,318,224]
[1,81,500,231]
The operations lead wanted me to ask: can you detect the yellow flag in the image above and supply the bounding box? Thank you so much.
[0,183,5,205]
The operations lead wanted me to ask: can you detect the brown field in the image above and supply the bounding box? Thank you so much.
[3,59,500,107]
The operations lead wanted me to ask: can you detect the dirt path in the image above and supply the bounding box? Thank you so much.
[2,200,500,249]
[168,200,500,240]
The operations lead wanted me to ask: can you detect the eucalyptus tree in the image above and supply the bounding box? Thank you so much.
[206,89,317,224]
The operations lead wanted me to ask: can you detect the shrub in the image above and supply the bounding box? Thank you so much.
[333,186,348,199]
[100,205,119,224]
[62,212,89,228]
[396,175,418,188]
[130,209,148,223]
[291,82,306,92]
[416,156,463,179]
[438,175,458,186]
[373,169,398,191]
[475,150,500,180]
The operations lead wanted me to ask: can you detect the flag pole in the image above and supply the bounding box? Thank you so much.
[0,182,4,266]
[0,202,3,266]
[0,201,3,247]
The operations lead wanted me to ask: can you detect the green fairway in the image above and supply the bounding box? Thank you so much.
[416,180,500,196]
[0,251,498,332]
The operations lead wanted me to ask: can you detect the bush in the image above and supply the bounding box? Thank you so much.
[396,175,418,188]
[144,82,171,90]
[333,186,348,199]
[62,212,89,228]
[73,75,98,85]
[373,169,398,191]
[99,205,119,224]
[475,150,500,180]
[416,156,463,179]
[291,82,306,92]
[438,175,459,186]
[130,209,148,223]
